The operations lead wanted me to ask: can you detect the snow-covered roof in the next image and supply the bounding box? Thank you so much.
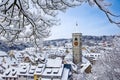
[41,78,53,80]
[27,65,36,76]
[0,74,3,80]
[64,61,77,72]
[18,63,30,76]
[65,43,72,48]
[64,53,73,61]
[1,56,70,79]
[61,68,70,80]
[34,64,45,75]
[44,47,66,56]
[83,53,101,60]
[35,53,45,60]
[46,58,62,68]
[0,51,7,57]
[80,57,91,73]
[0,56,18,67]
[2,67,18,78]
[25,47,36,52]
[13,50,23,58]
[23,53,35,63]
[42,64,64,77]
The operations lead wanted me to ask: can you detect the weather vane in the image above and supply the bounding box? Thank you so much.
[76,21,78,26]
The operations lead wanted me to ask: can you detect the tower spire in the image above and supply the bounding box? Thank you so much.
[74,21,79,33]
[76,22,78,26]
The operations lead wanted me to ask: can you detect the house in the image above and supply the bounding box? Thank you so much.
[80,57,91,73]
[13,51,24,63]
[83,53,101,64]
[64,42,72,49]
[1,57,71,80]
[42,58,64,80]
[23,54,35,64]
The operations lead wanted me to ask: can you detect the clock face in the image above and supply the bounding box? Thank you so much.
[74,41,78,46]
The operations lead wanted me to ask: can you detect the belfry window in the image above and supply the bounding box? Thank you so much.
[75,38,78,41]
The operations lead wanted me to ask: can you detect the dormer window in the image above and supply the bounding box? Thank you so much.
[12,69,15,71]
[5,71,10,75]
[47,69,52,74]
[53,69,59,74]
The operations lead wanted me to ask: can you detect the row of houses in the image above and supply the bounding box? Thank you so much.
[2,57,71,80]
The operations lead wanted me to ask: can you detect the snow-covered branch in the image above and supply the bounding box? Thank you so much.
[87,36,120,80]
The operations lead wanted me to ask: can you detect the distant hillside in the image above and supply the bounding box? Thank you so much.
[44,35,117,46]
[0,40,32,52]
[0,35,118,52]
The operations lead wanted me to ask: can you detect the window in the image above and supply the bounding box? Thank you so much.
[2,77,5,79]
[5,71,10,75]
[47,72,51,74]
[74,38,78,41]
[47,69,52,74]
[31,76,34,78]
[53,72,58,74]
[24,76,26,78]
[90,55,94,57]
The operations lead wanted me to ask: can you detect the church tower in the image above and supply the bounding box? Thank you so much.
[72,33,82,64]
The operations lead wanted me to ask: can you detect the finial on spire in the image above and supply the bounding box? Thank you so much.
[74,21,79,33]
[76,22,78,26]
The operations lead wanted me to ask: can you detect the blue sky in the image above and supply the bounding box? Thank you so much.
[47,0,120,40]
